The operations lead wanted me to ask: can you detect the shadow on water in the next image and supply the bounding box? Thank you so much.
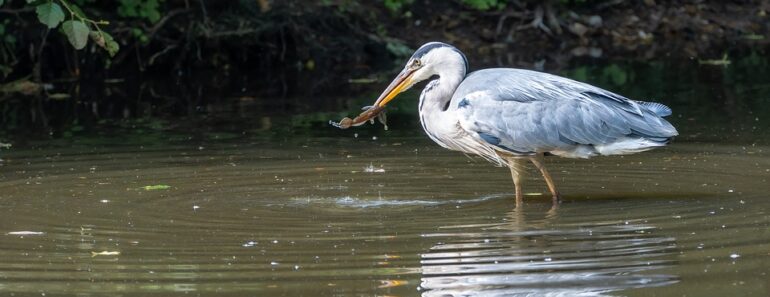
[1,54,770,145]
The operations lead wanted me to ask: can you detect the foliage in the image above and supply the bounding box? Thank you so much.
[460,0,506,10]
[383,0,413,12]
[29,0,119,55]
[61,20,88,49]
[35,2,65,28]
[117,0,163,23]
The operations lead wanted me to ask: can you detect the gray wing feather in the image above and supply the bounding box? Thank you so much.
[635,101,672,117]
[452,68,678,156]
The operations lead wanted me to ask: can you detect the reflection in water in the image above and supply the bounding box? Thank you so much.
[419,207,678,296]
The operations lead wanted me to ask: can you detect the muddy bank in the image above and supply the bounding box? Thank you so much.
[399,1,768,68]
[2,1,768,98]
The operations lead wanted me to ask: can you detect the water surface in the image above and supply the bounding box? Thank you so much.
[1,138,768,296]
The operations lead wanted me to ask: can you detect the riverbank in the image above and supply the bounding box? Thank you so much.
[0,1,768,140]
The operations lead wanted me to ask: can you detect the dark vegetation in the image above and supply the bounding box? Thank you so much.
[0,0,768,142]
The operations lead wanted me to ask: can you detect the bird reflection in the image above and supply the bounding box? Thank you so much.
[419,206,679,296]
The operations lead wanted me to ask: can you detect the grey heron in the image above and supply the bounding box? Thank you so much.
[361,42,678,205]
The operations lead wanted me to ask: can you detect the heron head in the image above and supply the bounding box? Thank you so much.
[373,42,468,107]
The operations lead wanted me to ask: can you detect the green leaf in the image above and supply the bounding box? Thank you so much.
[62,20,90,49]
[117,0,140,18]
[105,40,120,57]
[90,31,120,57]
[142,184,171,191]
[461,0,503,10]
[0,0,5,7]
[383,0,413,12]
[36,2,65,29]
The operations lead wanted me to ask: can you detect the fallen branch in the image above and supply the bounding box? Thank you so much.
[148,44,179,65]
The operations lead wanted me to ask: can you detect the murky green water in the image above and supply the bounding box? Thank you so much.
[1,138,768,296]
[2,58,770,296]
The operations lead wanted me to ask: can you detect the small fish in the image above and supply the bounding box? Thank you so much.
[91,251,121,257]
[362,105,388,130]
[330,105,388,130]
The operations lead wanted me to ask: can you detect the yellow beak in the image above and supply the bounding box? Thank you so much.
[372,68,415,108]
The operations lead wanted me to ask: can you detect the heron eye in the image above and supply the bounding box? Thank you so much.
[411,59,421,68]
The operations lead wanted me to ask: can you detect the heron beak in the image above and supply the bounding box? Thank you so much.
[373,68,415,107]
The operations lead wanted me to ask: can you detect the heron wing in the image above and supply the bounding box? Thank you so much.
[451,68,678,158]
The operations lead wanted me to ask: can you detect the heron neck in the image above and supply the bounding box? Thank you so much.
[418,67,465,149]
[419,68,464,113]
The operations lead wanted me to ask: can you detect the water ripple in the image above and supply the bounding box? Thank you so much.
[419,219,678,296]
[286,194,509,208]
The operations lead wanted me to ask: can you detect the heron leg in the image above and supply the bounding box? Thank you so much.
[529,154,561,205]
[507,158,526,205]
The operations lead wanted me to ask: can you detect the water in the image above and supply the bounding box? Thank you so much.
[1,58,770,296]
[0,138,768,296]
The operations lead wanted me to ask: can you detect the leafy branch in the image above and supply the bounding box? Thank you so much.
[31,0,119,56]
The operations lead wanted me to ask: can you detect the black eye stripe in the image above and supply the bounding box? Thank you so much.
[412,42,447,59]
[410,42,468,73]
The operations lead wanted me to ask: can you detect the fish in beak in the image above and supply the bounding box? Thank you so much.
[330,68,415,130]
